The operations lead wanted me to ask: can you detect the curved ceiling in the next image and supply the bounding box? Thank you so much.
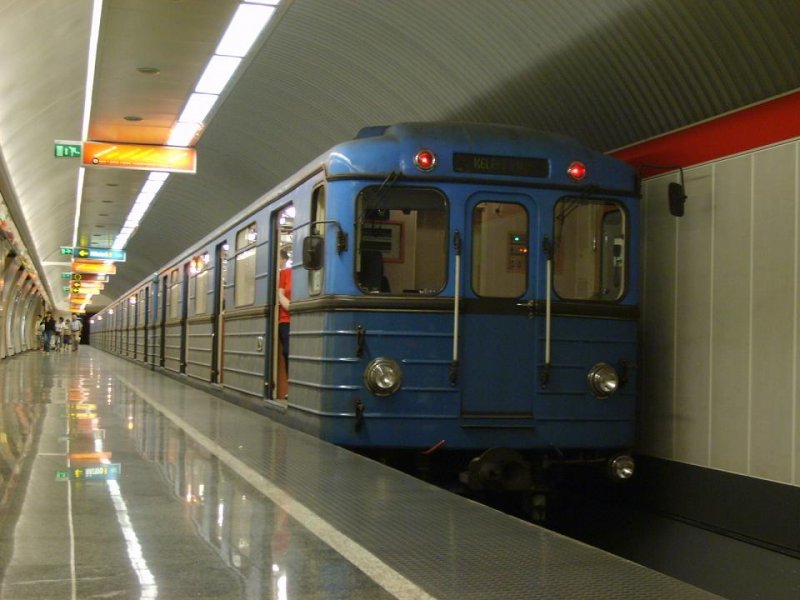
[1,0,800,311]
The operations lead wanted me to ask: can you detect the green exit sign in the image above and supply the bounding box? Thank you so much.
[54,140,81,158]
[60,246,73,256]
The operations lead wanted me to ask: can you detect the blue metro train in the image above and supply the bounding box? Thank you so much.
[92,122,641,495]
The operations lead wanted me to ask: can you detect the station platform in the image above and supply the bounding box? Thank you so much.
[0,347,722,599]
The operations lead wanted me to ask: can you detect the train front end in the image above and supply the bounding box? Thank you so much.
[292,123,640,491]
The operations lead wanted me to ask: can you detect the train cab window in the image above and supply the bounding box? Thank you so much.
[355,187,447,294]
[553,198,626,301]
[471,202,528,298]
[235,223,258,306]
[168,268,180,319]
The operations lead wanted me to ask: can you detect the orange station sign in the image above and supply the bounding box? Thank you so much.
[82,141,196,174]
[72,260,117,275]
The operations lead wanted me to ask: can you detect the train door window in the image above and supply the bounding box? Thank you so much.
[355,187,447,294]
[471,202,528,298]
[168,268,180,319]
[309,186,325,296]
[192,254,210,315]
[553,198,626,301]
[235,223,257,306]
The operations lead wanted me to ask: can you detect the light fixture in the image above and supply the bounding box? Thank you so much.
[179,93,218,124]
[114,1,280,252]
[196,55,242,94]
[167,122,199,147]
[216,3,276,57]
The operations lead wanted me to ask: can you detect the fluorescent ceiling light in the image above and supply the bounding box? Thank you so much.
[179,93,218,124]
[135,191,156,206]
[244,1,280,5]
[167,122,200,147]
[148,172,169,182]
[196,55,242,94]
[216,4,275,57]
[141,180,165,195]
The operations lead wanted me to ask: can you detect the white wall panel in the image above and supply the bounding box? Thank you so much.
[709,156,752,474]
[674,165,713,465]
[750,144,796,482]
[796,145,800,488]
[641,139,800,487]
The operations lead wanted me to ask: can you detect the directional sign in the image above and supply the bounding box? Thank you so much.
[72,273,109,282]
[73,247,126,262]
[56,463,121,481]
[71,281,104,293]
[60,246,74,256]
[61,272,73,279]
[54,140,82,158]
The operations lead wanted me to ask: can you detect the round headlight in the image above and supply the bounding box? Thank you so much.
[587,362,619,399]
[608,454,635,480]
[364,358,403,396]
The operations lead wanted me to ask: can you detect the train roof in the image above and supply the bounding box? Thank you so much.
[324,122,637,187]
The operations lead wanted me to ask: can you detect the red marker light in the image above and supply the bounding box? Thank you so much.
[567,161,587,181]
[414,149,437,171]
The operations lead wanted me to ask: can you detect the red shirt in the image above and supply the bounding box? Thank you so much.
[278,268,291,323]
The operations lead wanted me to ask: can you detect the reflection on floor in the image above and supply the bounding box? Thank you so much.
[0,348,723,599]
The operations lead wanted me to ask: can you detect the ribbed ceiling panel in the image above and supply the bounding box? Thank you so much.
[3,0,800,304]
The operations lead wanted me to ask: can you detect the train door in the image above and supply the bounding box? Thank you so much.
[159,273,168,367]
[268,204,294,401]
[131,295,138,360]
[180,261,190,373]
[211,241,228,384]
[459,195,538,418]
[142,286,149,364]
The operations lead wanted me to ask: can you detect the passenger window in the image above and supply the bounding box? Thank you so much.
[235,223,257,306]
[355,187,447,294]
[553,198,626,301]
[471,202,528,298]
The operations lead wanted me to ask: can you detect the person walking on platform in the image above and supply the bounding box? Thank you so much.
[54,317,64,350]
[34,314,43,349]
[70,317,82,351]
[62,319,73,350]
[42,312,56,352]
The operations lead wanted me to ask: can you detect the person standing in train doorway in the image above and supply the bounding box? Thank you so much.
[277,248,292,378]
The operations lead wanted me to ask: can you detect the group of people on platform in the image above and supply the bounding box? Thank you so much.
[35,312,82,353]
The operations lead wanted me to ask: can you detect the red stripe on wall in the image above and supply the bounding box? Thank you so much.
[611,90,800,177]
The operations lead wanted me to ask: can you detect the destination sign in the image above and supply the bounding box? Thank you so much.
[82,141,196,174]
[453,153,549,178]
[72,261,117,275]
[73,247,126,262]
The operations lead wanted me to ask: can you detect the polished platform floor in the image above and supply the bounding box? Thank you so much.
[0,347,723,599]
